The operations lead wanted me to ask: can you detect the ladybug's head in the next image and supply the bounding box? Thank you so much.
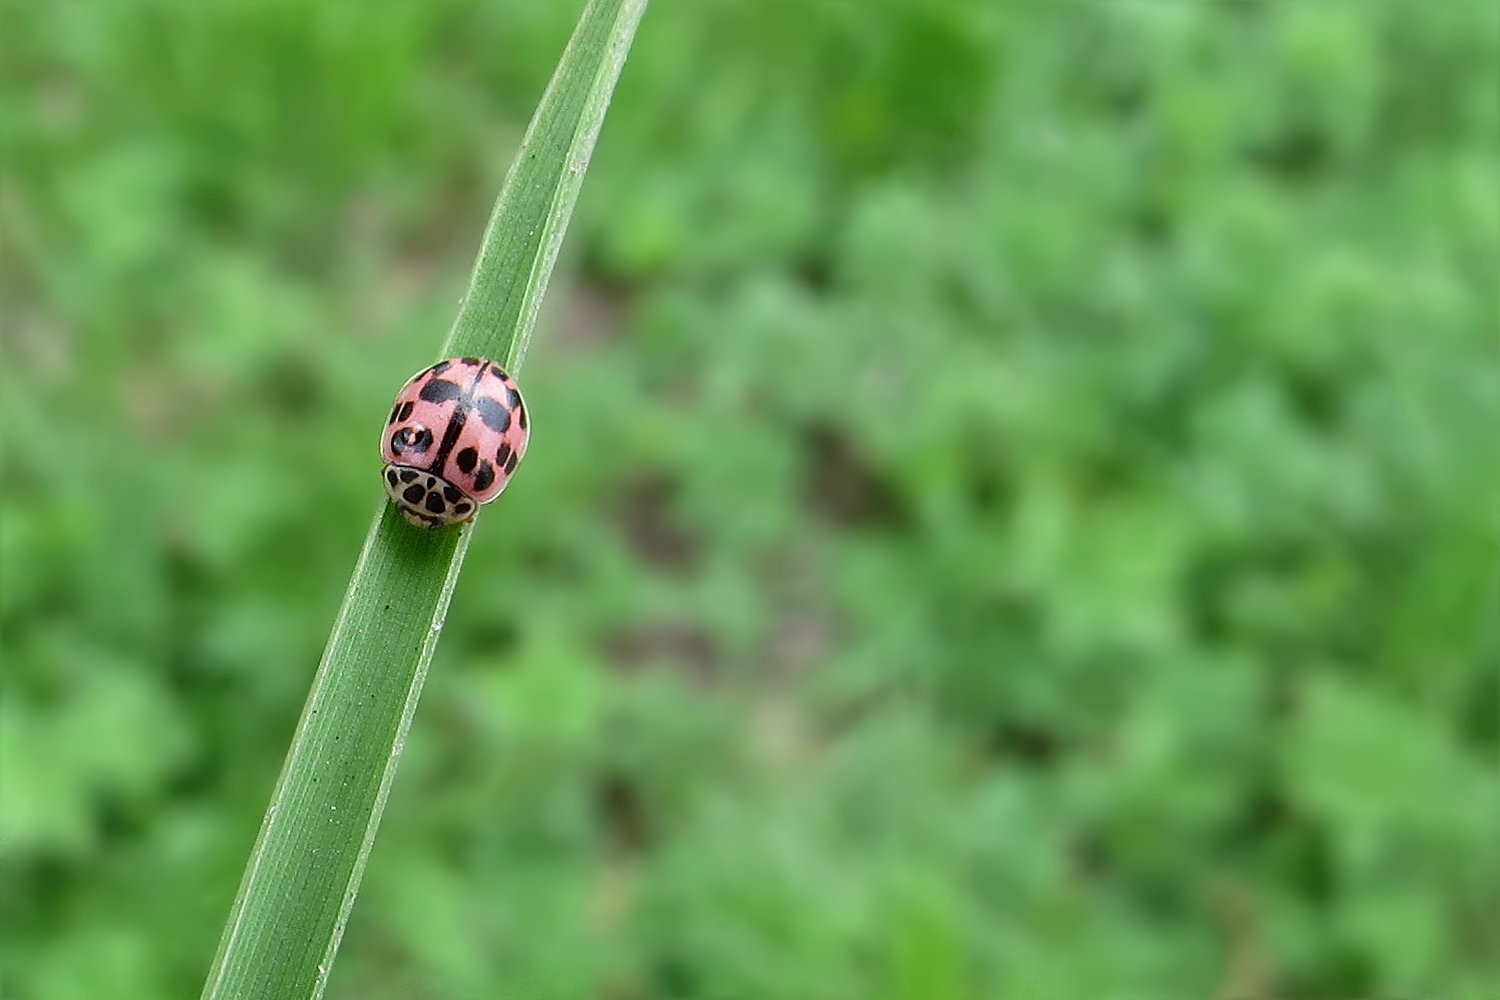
[382,464,477,529]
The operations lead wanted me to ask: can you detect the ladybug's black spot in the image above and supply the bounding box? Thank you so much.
[472,460,495,493]
[398,469,419,484]
[424,476,436,489]
[402,484,426,504]
[494,442,513,469]
[425,491,447,514]
[387,405,400,425]
[403,507,442,528]
[443,485,463,503]
[386,469,400,488]
[503,450,519,475]
[392,426,432,455]
[419,378,463,404]
[475,396,511,433]
[398,400,415,422]
[427,360,453,377]
[456,447,477,474]
[455,501,472,515]
[460,356,482,367]
[517,403,528,431]
[428,401,469,475]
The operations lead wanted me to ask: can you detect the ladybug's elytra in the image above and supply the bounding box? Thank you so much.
[380,357,530,528]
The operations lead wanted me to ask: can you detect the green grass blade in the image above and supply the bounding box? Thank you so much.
[198,3,647,998]
[444,0,644,370]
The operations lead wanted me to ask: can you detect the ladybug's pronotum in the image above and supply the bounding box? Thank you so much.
[380,357,530,528]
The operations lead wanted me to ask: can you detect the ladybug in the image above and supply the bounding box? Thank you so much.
[380,356,530,528]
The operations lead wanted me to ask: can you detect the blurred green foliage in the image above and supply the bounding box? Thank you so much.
[2,0,1497,997]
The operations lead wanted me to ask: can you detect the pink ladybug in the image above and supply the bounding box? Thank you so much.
[380,357,531,528]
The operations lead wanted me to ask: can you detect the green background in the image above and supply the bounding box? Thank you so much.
[3,0,1497,997]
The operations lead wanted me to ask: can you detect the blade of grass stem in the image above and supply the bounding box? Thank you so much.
[199,3,647,998]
